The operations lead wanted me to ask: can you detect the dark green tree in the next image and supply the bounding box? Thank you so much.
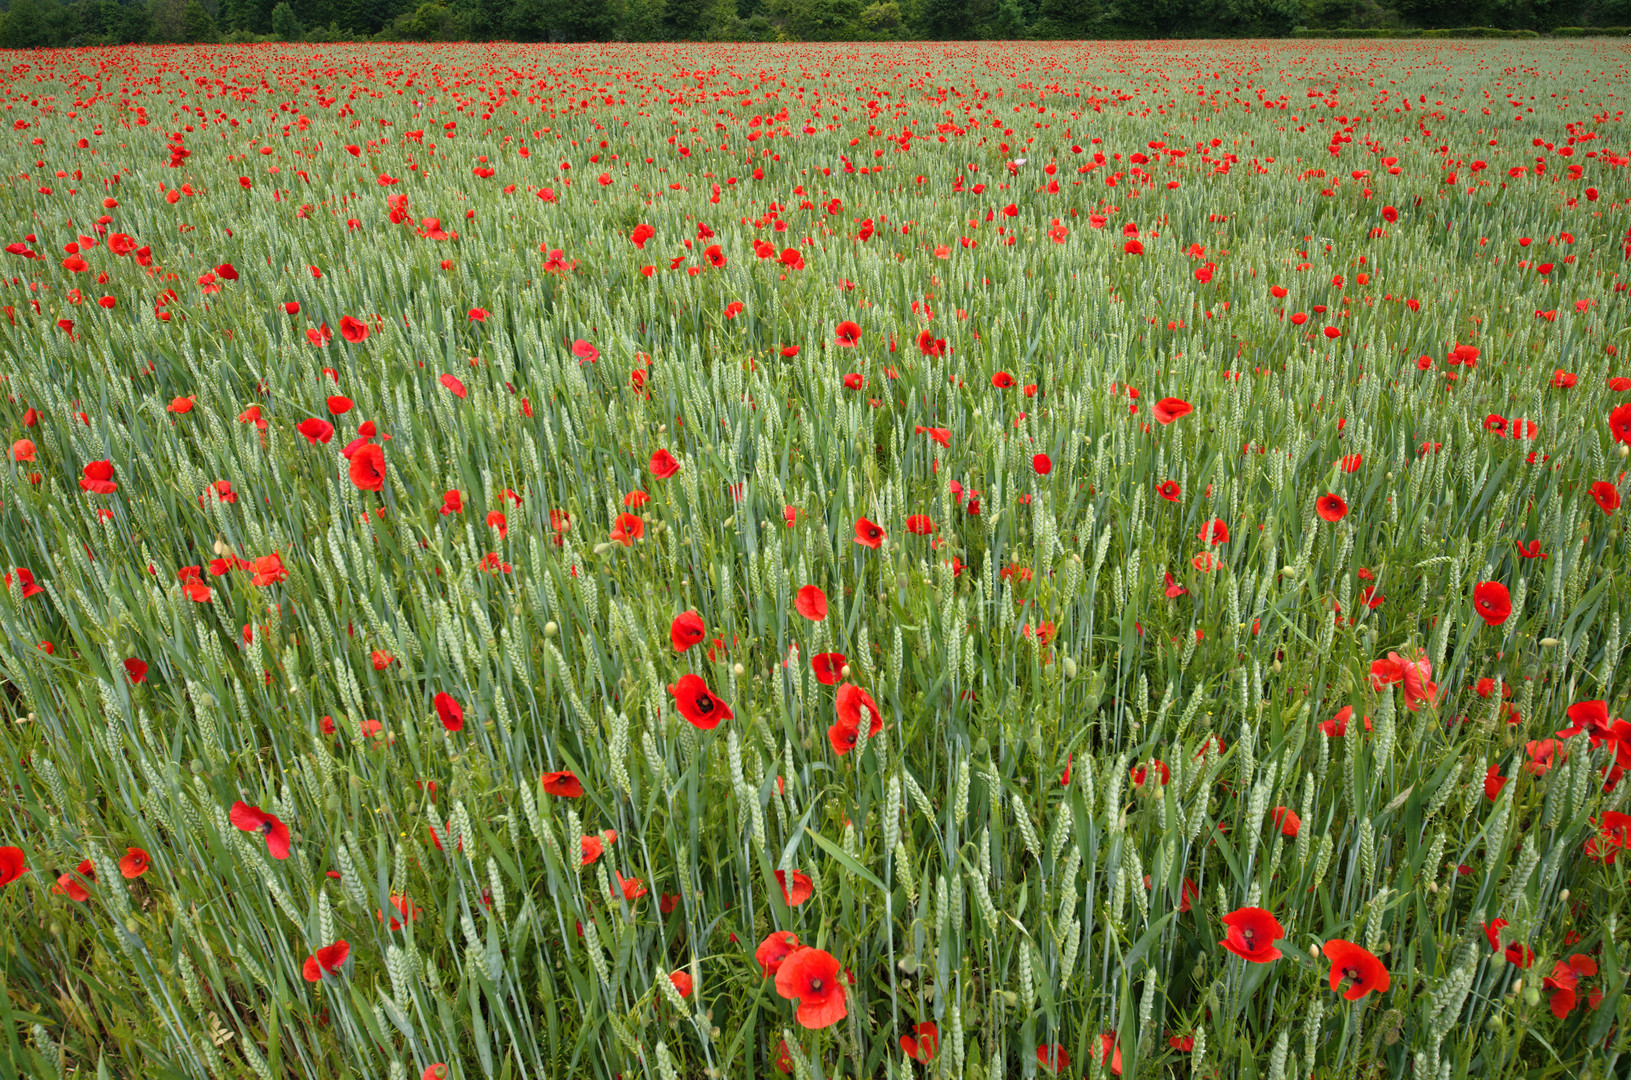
[270,0,302,33]
[463,0,506,36]
[787,0,858,35]
[859,0,902,31]
[557,0,620,37]
[664,0,708,35]
[339,0,396,33]
[1033,0,1096,35]
[917,0,971,36]
[181,0,219,36]
[381,0,446,34]
[505,0,547,37]
[116,0,152,38]
[0,0,52,46]
[991,0,1023,33]
[621,0,666,36]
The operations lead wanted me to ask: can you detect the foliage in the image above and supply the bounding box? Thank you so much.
[0,38,1629,1080]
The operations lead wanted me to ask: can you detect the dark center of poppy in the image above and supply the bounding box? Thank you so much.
[694,695,714,714]
[261,821,274,836]
[1345,966,1361,982]
[809,977,823,992]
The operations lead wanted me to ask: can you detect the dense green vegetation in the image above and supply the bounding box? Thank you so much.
[0,0,1628,49]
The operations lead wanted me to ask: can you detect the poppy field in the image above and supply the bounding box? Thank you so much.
[2,35,1631,1080]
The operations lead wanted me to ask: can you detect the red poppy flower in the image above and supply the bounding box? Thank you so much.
[339,316,369,343]
[1152,397,1193,425]
[0,847,25,887]
[1369,652,1439,710]
[1096,1033,1123,1076]
[1218,906,1284,963]
[124,657,149,684]
[302,940,351,982]
[378,893,423,930]
[668,673,732,730]
[670,611,706,651]
[1484,763,1508,801]
[1514,538,1546,559]
[1591,480,1620,514]
[580,835,604,865]
[916,330,946,357]
[811,652,847,686]
[1037,1045,1070,1073]
[774,947,847,1029]
[650,449,680,478]
[1316,494,1348,522]
[4,567,43,599]
[80,459,118,494]
[666,970,693,998]
[610,513,644,545]
[541,771,583,798]
[1483,919,1535,967]
[1197,518,1229,545]
[1323,939,1389,1001]
[229,801,291,859]
[795,585,828,621]
[756,930,800,977]
[296,418,335,445]
[245,553,287,587]
[834,321,861,347]
[835,682,883,738]
[433,692,464,732]
[114,847,148,878]
[991,371,1016,389]
[1472,581,1512,626]
[905,514,936,535]
[1558,699,1615,741]
[915,425,951,447]
[853,517,885,548]
[53,859,95,902]
[1155,480,1181,502]
[1543,954,1598,1017]
[1523,738,1562,776]
[1031,453,1052,476]
[1130,760,1170,787]
[900,1022,938,1063]
[630,223,654,248]
[422,1066,448,1080]
[1270,807,1300,837]
[775,868,813,906]
[341,441,385,492]
[1609,402,1631,444]
[10,439,34,462]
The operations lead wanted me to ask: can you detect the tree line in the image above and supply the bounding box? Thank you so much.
[0,0,1625,53]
